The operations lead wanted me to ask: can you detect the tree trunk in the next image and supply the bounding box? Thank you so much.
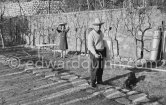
[87,0,90,10]
[103,0,105,8]
[115,38,119,56]
[134,38,138,60]
[28,36,31,45]
[111,37,114,58]
[140,39,144,59]
[33,30,36,46]
[48,0,51,14]
[79,39,82,53]
[140,32,145,59]
[0,31,4,48]
[39,35,41,45]
[42,36,44,44]
[76,38,78,51]
[84,30,87,54]
[33,35,35,46]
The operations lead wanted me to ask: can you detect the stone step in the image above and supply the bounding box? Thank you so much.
[0,85,19,93]
[0,73,45,85]
[127,91,139,95]
[24,65,36,71]
[0,68,11,72]
[0,55,6,58]
[33,80,67,91]
[0,76,52,99]
[10,82,74,105]
[44,71,58,78]
[0,64,10,70]
[20,83,90,105]
[60,72,70,76]
[33,89,94,105]
[32,68,53,74]
[48,76,60,81]
[143,102,162,105]
[103,88,115,94]
[0,73,44,88]
[0,68,24,76]
[59,90,104,105]
[103,88,126,99]
[0,72,32,82]
[0,70,26,78]
[71,79,89,87]
[6,80,68,104]
[61,74,78,81]
[62,92,122,105]
[115,97,131,105]
[68,75,79,81]
[0,58,9,65]
[120,88,130,93]
[128,93,148,104]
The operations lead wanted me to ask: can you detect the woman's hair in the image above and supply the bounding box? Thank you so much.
[59,25,66,29]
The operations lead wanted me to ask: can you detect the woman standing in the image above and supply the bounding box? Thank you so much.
[56,23,70,58]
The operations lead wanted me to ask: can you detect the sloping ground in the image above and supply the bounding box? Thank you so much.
[0,47,162,105]
[0,60,159,105]
[65,58,166,105]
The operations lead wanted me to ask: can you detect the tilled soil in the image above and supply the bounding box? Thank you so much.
[0,47,164,105]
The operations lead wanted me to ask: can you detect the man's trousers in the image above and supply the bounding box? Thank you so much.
[89,49,105,84]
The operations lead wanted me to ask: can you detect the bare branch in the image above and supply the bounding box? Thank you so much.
[16,0,25,16]
[98,0,104,9]
[124,20,134,37]
[143,47,151,52]
[143,38,152,41]
[136,37,141,41]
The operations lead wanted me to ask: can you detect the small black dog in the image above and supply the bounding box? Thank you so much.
[124,72,138,90]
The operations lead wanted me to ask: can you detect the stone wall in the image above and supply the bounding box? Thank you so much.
[1,2,35,17]
[26,7,166,60]
[0,1,165,60]
[0,0,64,17]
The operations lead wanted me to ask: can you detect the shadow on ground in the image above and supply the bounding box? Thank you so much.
[104,67,155,83]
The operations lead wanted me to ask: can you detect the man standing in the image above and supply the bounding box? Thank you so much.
[88,18,106,88]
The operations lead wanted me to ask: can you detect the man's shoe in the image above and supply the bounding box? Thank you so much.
[97,81,104,85]
[91,83,97,88]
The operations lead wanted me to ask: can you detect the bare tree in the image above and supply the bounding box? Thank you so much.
[112,16,121,56]
[98,0,104,9]
[83,12,92,54]
[137,7,152,59]
[71,12,89,54]
[38,23,46,44]
[87,0,90,10]
[75,24,85,53]
[124,9,140,60]
[104,9,114,58]
[26,30,32,45]
[124,5,152,60]
[16,0,25,16]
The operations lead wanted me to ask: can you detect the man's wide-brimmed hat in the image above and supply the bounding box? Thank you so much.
[92,18,104,25]
[59,22,67,26]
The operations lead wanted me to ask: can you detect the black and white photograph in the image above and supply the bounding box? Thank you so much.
[0,0,166,105]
